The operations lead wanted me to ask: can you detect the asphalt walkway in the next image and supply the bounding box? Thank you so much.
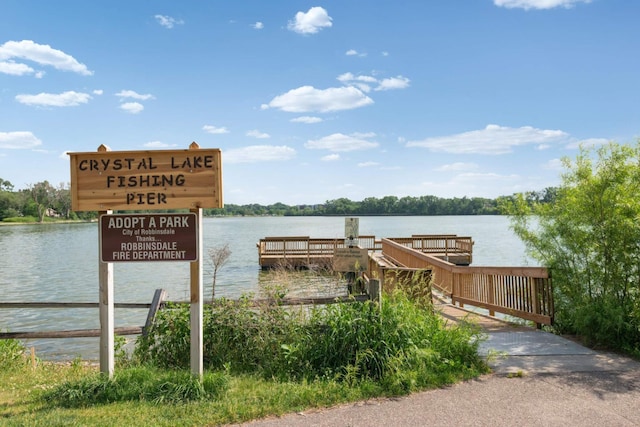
[237,298,640,427]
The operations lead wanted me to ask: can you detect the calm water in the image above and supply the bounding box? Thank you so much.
[0,216,532,360]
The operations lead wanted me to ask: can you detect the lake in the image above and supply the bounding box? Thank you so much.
[0,215,533,360]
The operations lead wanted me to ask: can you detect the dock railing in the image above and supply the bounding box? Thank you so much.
[380,238,553,327]
[257,235,381,268]
[388,235,473,263]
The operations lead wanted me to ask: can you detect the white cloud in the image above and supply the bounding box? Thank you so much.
[93,89,103,95]
[287,7,332,34]
[374,75,410,91]
[264,85,373,113]
[406,124,568,154]
[203,125,230,134]
[338,72,410,92]
[144,141,175,148]
[15,91,91,107]
[321,153,340,161]
[305,133,379,152]
[0,40,92,76]
[290,116,323,124]
[246,129,270,139]
[115,90,155,100]
[224,145,296,163]
[337,72,378,84]
[494,0,591,10]
[346,49,367,57]
[435,162,479,172]
[0,60,34,76]
[155,15,184,29]
[358,161,379,167]
[0,131,42,149]
[119,102,144,114]
[253,22,264,30]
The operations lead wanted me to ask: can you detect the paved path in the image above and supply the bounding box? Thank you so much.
[236,299,640,427]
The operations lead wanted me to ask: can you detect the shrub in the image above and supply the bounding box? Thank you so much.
[504,142,640,353]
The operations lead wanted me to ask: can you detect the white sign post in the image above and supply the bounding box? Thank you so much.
[98,211,114,376]
[190,208,204,376]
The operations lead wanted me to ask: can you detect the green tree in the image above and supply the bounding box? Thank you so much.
[502,142,640,354]
[27,181,56,222]
[0,180,21,220]
[0,178,14,192]
[53,183,72,219]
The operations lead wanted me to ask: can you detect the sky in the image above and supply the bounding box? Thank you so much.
[1,0,639,205]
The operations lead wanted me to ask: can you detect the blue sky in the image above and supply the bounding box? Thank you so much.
[1,0,638,205]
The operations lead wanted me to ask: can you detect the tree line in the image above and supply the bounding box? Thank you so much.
[0,177,558,222]
[0,179,95,222]
[208,191,557,217]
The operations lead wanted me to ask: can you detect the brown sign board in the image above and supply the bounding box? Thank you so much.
[333,247,369,272]
[68,145,222,211]
[100,213,198,262]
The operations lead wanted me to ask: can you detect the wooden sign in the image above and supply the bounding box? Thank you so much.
[99,213,198,262]
[333,247,369,272]
[68,143,222,211]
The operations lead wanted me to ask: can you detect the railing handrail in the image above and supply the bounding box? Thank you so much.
[380,238,553,326]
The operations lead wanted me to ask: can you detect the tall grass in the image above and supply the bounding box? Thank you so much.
[135,288,487,393]
[0,337,25,370]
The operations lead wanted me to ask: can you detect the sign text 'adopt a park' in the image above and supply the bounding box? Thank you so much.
[100,213,198,263]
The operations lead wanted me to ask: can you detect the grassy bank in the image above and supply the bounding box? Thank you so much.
[1,290,488,426]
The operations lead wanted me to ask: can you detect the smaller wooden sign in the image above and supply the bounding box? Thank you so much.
[100,213,198,262]
[333,247,368,272]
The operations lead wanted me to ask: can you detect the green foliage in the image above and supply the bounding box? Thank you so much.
[503,141,640,353]
[205,195,499,216]
[285,291,484,388]
[135,291,487,393]
[42,367,229,406]
[0,337,25,369]
[135,297,300,376]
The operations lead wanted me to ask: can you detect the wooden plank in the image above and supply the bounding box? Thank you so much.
[143,289,167,336]
[0,327,143,339]
[451,295,552,325]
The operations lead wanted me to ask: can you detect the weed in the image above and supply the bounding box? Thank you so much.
[0,336,26,370]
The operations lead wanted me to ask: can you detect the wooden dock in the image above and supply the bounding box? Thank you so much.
[257,235,473,269]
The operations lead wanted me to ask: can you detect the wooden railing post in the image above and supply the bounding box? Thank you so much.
[143,289,167,336]
[488,275,495,317]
